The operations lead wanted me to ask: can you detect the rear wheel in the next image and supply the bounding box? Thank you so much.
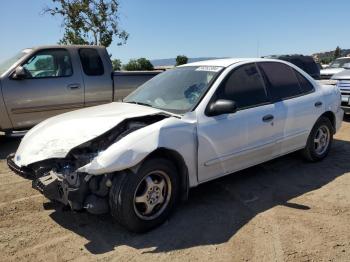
[109,158,179,233]
[302,116,333,162]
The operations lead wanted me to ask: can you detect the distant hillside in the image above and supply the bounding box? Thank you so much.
[151,57,222,67]
[313,48,350,63]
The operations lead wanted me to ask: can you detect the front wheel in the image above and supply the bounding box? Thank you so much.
[109,158,179,233]
[302,116,333,162]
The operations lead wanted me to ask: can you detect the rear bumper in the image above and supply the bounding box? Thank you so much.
[6,153,33,178]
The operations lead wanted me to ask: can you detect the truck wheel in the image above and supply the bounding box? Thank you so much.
[109,158,179,233]
[302,116,333,162]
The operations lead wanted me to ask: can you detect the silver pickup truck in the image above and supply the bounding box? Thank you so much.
[0,45,160,133]
[331,66,350,114]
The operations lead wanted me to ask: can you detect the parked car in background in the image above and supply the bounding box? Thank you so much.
[320,57,350,79]
[331,64,350,113]
[263,55,320,79]
[0,45,160,133]
[8,58,343,232]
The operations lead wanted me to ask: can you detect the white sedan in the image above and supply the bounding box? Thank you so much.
[8,58,343,232]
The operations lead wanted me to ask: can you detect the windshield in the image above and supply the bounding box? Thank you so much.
[0,49,31,76]
[329,58,350,68]
[124,66,223,114]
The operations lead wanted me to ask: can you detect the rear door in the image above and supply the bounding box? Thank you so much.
[197,63,281,182]
[78,48,113,107]
[1,48,84,129]
[258,62,322,155]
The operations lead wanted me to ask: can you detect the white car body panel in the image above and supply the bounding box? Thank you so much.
[77,114,199,187]
[14,102,173,166]
[12,58,343,191]
[196,103,278,182]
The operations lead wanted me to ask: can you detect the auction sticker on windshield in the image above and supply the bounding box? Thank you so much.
[195,66,223,72]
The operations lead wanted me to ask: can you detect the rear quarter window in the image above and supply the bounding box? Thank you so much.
[294,70,315,94]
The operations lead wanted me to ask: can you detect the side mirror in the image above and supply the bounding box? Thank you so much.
[207,99,237,116]
[343,63,350,69]
[12,66,27,80]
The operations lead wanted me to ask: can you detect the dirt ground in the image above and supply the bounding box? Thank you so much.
[0,117,350,262]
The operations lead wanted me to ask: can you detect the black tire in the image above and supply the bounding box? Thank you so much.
[302,116,333,162]
[109,157,180,233]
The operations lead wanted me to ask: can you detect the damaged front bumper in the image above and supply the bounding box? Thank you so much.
[32,171,112,214]
[7,153,34,178]
[32,171,88,210]
[8,153,112,215]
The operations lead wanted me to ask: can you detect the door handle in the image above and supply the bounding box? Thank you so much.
[262,114,274,122]
[314,101,323,107]
[67,83,81,90]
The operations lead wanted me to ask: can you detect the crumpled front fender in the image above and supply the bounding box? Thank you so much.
[77,117,198,187]
[77,126,160,174]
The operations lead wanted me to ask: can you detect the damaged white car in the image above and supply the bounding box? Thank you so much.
[8,58,343,232]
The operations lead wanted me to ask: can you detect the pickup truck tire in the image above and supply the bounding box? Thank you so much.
[302,116,333,162]
[109,158,179,233]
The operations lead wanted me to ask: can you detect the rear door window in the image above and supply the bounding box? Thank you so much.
[79,48,104,76]
[214,63,269,109]
[258,62,302,101]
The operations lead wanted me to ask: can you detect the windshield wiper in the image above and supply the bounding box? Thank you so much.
[125,101,153,107]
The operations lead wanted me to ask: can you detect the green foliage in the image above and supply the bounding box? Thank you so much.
[137,58,154,71]
[44,0,129,47]
[112,58,122,71]
[320,57,333,65]
[176,55,188,66]
[334,46,341,59]
[123,58,154,71]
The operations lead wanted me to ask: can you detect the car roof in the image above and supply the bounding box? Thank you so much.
[180,58,287,68]
[27,45,106,51]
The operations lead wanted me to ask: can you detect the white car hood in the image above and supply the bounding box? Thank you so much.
[14,102,169,167]
[320,68,344,76]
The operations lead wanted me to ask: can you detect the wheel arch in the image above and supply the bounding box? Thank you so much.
[143,147,190,201]
[320,111,336,133]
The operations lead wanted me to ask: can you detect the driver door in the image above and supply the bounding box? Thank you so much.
[196,63,282,182]
[1,48,84,129]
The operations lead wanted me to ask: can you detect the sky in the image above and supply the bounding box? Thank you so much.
[0,0,349,63]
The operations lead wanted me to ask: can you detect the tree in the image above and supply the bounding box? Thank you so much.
[123,58,154,71]
[112,58,122,71]
[137,58,154,71]
[320,57,333,65]
[44,0,129,47]
[334,46,341,59]
[176,55,188,66]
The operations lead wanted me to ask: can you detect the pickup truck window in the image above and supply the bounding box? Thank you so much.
[214,63,269,109]
[79,48,104,76]
[22,49,73,78]
[258,62,302,101]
